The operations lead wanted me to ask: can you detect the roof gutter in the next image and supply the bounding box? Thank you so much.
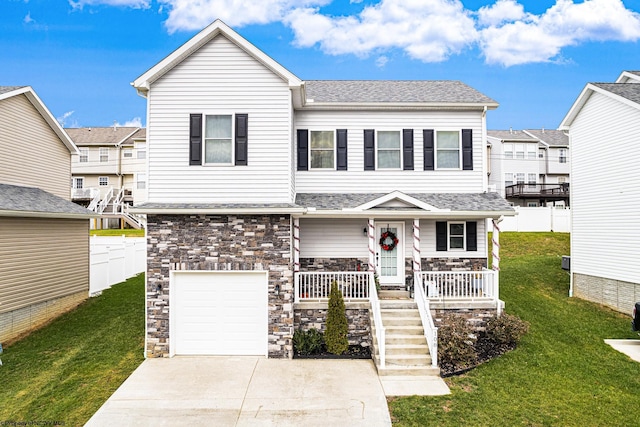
[0,210,98,219]
[294,209,516,219]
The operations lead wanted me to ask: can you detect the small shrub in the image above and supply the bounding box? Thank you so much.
[293,328,325,355]
[325,281,349,355]
[437,313,477,373]
[483,313,530,350]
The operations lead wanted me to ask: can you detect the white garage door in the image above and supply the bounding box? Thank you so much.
[172,271,268,356]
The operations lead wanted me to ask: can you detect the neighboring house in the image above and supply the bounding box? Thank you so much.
[131,21,514,364]
[559,70,640,315]
[66,126,147,229]
[0,86,94,344]
[487,129,569,207]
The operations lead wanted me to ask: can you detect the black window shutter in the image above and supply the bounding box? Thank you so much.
[402,129,414,170]
[189,114,202,165]
[466,221,477,251]
[436,221,447,251]
[364,129,375,171]
[462,129,473,170]
[235,114,248,166]
[297,129,308,171]
[423,129,434,171]
[337,129,348,170]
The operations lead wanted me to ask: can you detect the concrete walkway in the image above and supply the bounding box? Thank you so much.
[605,339,640,363]
[86,357,393,427]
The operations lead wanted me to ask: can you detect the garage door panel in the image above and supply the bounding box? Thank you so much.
[173,272,267,356]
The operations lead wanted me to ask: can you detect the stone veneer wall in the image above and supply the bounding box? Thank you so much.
[420,257,487,271]
[299,258,368,272]
[433,307,498,331]
[573,273,640,316]
[294,304,371,348]
[146,214,293,358]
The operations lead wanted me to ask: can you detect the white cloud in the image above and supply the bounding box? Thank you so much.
[286,0,477,62]
[115,117,144,127]
[57,110,75,127]
[477,0,527,27]
[160,0,330,33]
[479,0,640,66]
[24,12,34,23]
[69,0,150,10]
[375,55,389,68]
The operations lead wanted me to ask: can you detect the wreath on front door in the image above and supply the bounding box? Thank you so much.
[379,230,399,252]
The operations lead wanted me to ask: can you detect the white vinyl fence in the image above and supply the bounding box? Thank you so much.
[491,206,570,232]
[90,236,146,295]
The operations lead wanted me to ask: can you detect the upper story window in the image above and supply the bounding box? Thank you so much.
[99,176,109,186]
[377,130,401,169]
[504,144,513,159]
[505,173,513,187]
[436,130,460,169]
[205,115,233,164]
[559,148,567,164]
[73,177,84,189]
[137,143,147,160]
[515,144,525,159]
[123,149,133,158]
[79,148,89,163]
[538,149,544,159]
[516,173,525,184]
[137,173,146,190]
[99,147,109,163]
[310,131,335,169]
[527,145,537,159]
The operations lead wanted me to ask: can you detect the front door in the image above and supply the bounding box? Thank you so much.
[376,222,405,285]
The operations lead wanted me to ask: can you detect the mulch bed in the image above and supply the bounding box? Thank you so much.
[294,345,371,359]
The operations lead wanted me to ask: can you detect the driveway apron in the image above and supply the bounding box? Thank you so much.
[85,356,392,427]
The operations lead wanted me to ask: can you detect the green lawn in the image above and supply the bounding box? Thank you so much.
[0,274,145,426]
[90,228,145,237]
[389,232,640,426]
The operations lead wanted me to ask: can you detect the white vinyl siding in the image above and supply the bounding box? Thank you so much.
[570,90,640,285]
[299,218,486,259]
[146,35,293,204]
[295,110,485,193]
[0,217,89,314]
[0,93,72,200]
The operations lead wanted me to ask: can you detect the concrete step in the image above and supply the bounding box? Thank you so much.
[384,335,429,346]
[380,301,418,309]
[386,354,432,367]
[378,290,411,299]
[380,308,421,318]
[385,325,425,335]
[386,344,431,356]
[381,317,423,327]
[376,365,441,377]
[380,284,406,291]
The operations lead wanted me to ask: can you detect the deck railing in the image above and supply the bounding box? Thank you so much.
[294,271,371,302]
[414,275,438,368]
[415,270,497,302]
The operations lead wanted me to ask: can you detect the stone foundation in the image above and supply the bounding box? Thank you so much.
[573,272,640,316]
[0,290,87,344]
[299,258,368,272]
[421,257,487,272]
[294,303,371,348]
[434,307,498,332]
[146,214,293,358]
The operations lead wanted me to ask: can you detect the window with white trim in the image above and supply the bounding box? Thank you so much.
[137,143,146,160]
[449,223,465,250]
[377,130,401,169]
[527,145,537,159]
[204,115,232,164]
[527,202,538,207]
[99,147,109,163]
[73,177,84,189]
[516,173,525,184]
[559,148,567,164]
[505,173,513,187]
[558,176,567,184]
[528,173,537,188]
[504,144,513,159]
[99,176,109,186]
[123,149,133,158]
[79,148,89,163]
[436,130,460,169]
[515,144,525,159]
[137,173,146,190]
[310,130,335,169]
[538,149,544,159]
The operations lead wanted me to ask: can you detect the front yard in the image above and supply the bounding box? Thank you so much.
[389,232,640,426]
[2,233,639,425]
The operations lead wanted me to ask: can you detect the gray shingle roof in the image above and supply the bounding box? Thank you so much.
[592,83,640,105]
[487,130,537,141]
[304,81,497,105]
[0,86,25,96]
[295,192,513,212]
[135,202,299,210]
[65,127,141,146]
[524,129,569,147]
[0,183,94,216]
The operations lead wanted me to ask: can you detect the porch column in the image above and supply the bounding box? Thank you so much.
[412,219,421,273]
[492,217,502,315]
[368,218,376,272]
[293,217,300,272]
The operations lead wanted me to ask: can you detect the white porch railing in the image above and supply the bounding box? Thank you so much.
[97,186,114,214]
[369,275,386,368]
[415,270,497,303]
[414,274,438,368]
[295,272,371,302]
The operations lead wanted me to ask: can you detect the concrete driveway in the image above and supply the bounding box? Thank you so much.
[85,356,392,427]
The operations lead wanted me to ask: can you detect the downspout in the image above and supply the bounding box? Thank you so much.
[481,105,488,191]
[567,130,574,297]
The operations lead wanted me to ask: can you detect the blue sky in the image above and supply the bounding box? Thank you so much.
[2,0,639,130]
